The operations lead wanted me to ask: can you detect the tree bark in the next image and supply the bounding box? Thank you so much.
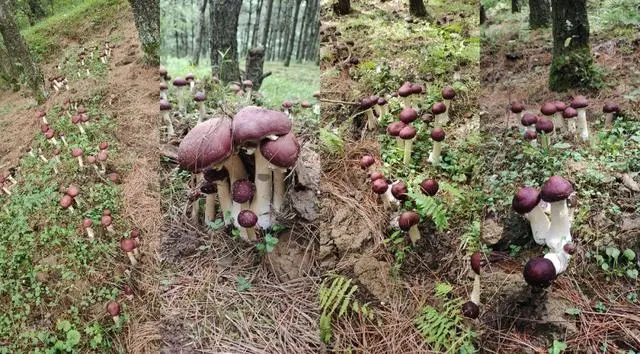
[512,0,521,13]
[549,0,594,91]
[409,0,427,17]
[261,0,274,48]
[0,0,47,103]
[193,0,208,65]
[528,0,550,29]
[334,0,350,15]
[296,0,310,61]
[284,0,302,66]
[26,0,46,25]
[280,0,292,61]
[251,0,263,48]
[245,47,267,90]
[480,5,487,25]
[210,0,242,83]
[243,0,253,55]
[128,0,160,65]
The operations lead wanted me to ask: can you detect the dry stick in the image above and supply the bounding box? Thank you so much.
[318,98,359,105]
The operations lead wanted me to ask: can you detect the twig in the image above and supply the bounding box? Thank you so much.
[319,98,358,105]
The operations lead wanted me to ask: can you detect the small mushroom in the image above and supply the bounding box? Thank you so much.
[97,150,108,174]
[540,176,573,252]
[360,96,378,130]
[562,107,578,134]
[540,102,558,135]
[359,154,375,172]
[523,256,556,288]
[83,219,95,240]
[102,214,115,234]
[173,77,189,113]
[106,301,121,324]
[432,102,448,127]
[71,148,84,169]
[399,211,421,244]
[386,121,407,149]
[372,178,391,208]
[66,185,82,207]
[200,182,218,224]
[512,187,550,245]
[194,92,207,123]
[260,132,301,212]
[120,238,137,266]
[570,95,589,141]
[535,117,554,149]
[420,179,439,196]
[60,194,74,212]
[231,178,255,225]
[160,99,174,137]
[237,210,258,242]
[602,102,619,130]
[510,101,525,128]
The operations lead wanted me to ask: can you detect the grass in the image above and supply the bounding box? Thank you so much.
[161,56,320,108]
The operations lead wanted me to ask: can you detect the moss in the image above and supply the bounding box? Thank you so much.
[548,46,603,92]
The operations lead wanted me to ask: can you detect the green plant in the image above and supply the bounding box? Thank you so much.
[319,275,373,344]
[255,225,285,254]
[384,230,409,276]
[548,340,568,354]
[587,247,638,280]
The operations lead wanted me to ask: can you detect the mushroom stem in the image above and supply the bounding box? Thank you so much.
[112,315,120,325]
[544,250,570,275]
[373,104,381,117]
[526,206,550,245]
[470,274,480,305]
[442,99,451,124]
[429,141,442,166]
[126,251,137,266]
[163,111,175,137]
[222,154,248,187]
[86,227,95,240]
[567,118,577,134]
[198,102,206,124]
[107,225,115,234]
[396,137,405,149]
[78,124,85,135]
[133,248,140,257]
[252,148,273,229]
[2,186,11,195]
[408,225,420,244]
[190,173,202,223]
[214,180,232,226]
[434,114,443,128]
[246,227,257,241]
[576,108,589,141]
[604,112,613,130]
[177,87,185,113]
[60,136,68,146]
[403,139,413,165]
[366,109,377,130]
[402,97,410,109]
[204,193,216,224]
[238,226,250,241]
[245,88,252,102]
[40,154,48,163]
[547,200,572,252]
[554,113,565,132]
[99,162,106,174]
[77,156,84,169]
[6,175,16,184]
[272,168,286,212]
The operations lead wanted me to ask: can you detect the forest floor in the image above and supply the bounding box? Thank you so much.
[0,0,161,351]
[478,2,640,352]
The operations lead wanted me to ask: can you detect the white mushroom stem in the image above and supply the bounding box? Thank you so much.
[443,100,451,124]
[126,251,137,266]
[214,179,232,226]
[53,164,58,174]
[163,111,175,137]
[204,193,216,224]
[428,141,442,166]
[6,175,16,184]
[544,249,570,275]
[252,148,273,229]
[403,139,413,165]
[576,108,589,141]
[525,205,550,245]
[379,193,391,208]
[567,118,577,134]
[112,315,120,325]
[366,109,377,130]
[77,156,84,169]
[198,102,206,124]
[222,154,248,187]
[554,113,565,131]
[402,97,410,109]
[78,124,85,135]
[40,154,48,162]
[245,88,252,102]
[434,114,443,128]
[160,90,167,100]
[99,162,106,174]
[272,167,287,212]
[133,248,140,257]
[190,81,196,92]
[470,273,480,305]
[373,104,381,117]
[2,185,11,195]
[86,227,95,240]
[177,87,185,113]
[60,136,68,146]
[41,115,48,124]
[396,137,405,149]
[408,225,420,244]
[107,225,115,234]
[380,105,387,117]
[547,200,572,252]
[604,113,614,130]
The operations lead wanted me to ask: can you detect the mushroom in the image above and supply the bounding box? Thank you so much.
[86,156,98,174]
[0,176,12,195]
[360,96,377,130]
[123,285,134,300]
[461,301,480,319]
[524,130,538,147]
[442,87,456,122]
[390,181,408,204]
[243,80,253,101]
[521,113,538,134]
[399,211,421,244]
[173,77,189,113]
[71,148,84,169]
[232,107,291,228]
[387,121,407,149]
[83,219,95,240]
[52,148,61,174]
[120,238,137,266]
[160,99,175,137]
[102,215,115,234]
[36,110,48,124]
[523,256,556,288]
[512,187,550,245]
[535,117,554,149]
[377,97,388,117]
[570,95,589,141]
[399,125,417,165]
[231,178,255,225]
[282,100,293,117]
[186,73,196,92]
[540,176,573,252]
[463,251,483,319]
[2,171,16,185]
[431,102,447,127]
[540,102,558,134]
[420,178,439,196]
[428,127,445,166]
[562,106,578,134]
[106,301,121,324]
[372,178,391,208]
[543,248,570,275]
[97,150,108,174]
[602,102,619,130]
[66,185,81,207]
[260,132,301,212]
[203,167,231,225]
[397,82,413,108]
[237,210,258,242]
[510,101,525,128]
[200,181,217,224]
[60,194,74,212]
[194,92,207,123]
[44,129,58,146]
[59,133,67,147]
[360,154,375,172]
[72,115,85,134]
[399,107,418,125]
[160,82,168,100]
[554,101,567,131]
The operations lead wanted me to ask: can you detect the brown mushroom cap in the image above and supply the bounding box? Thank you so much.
[398,211,420,231]
[461,301,479,319]
[512,187,541,214]
[431,128,445,142]
[524,129,537,141]
[535,117,554,134]
[101,215,113,227]
[602,102,619,113]
[386,121,407,137]
[99,142,109,150]
[391,182,408,201]
[60,195,74,208]
[200,182,217,194]
[371,179,388,195]
[203,167,229,182]
[521,112,538,126]
[260,132,300,168]
[397,82,413,97]
[431,102,447,115]
[570,95,588,109]
[540,176,573,202]
[233,106,292,147]
[106,301,121,316]
[173,77,188,87]
[399,125,416,140]
[83,219,93,228]
[97,150,108,162]
[370,172,384,181]
[178,117,233,172]
[194,92,206,102]
[554,101,567,111]
[562,107,578,119]
[71,148,83,157]
[470,251,482,275]
[442,87,456,100]
[238,210,258,228]
[232,179,255,203]
[399,108,418,124]
[160,99,172,111]
[523,257,556,288]
[510,101,524,114]
[66,185,80,198]
[540,102,557,116]
[360,155,375,170]
[420,179,439,196]
[120,238,136,252]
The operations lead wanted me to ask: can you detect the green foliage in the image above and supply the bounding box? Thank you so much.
[549,47,604,92]
[255,225,285,254]
[586,247,638,280]
[413,193,449,231]
[414,284,476,352]
[319,275,373,344]
[319,125,345,157]
[384,230,409,276]
[548,340,568,354]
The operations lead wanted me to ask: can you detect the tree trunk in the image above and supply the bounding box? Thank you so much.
[284,0,302,66]
[245,47,267,90]
[261,0,274,48]
[334,0,350,15]
[512,0,520,13]
[305,0,319,62]
[549,0,594,91]
[26,0,46,25]
[296,0,310,61]
[409,0,427,17]
[193,0,208,65]
[210,0,242,83]
[128,0,160,65]
[280,0,292,61]
[0,0,47,103]
[480,5,487,25]
[529,0,550,29]
[243,0,253,55]
[251,0,263,47]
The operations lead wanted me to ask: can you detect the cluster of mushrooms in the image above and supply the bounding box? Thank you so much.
[511,96,621,148]
[360,154,440,245]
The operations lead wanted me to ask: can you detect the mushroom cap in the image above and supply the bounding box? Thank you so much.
[398,211,420,231]
[442,87,456,100]
[510,101,524,113]
[200,182,217,194]
[173,77,188,87]
[540,176,573,202]
[370,172,384,181]
[203,167,229,182]
[360,96,376,109]
[371,178,388,195]
[97,150,108,162]
[99,142,109,150]
[281,100,293,109]
[461,300,480,319]
[391,182,408,201]
[238,210,258,228]
[159,66,167,76]
[399,125,416,140]
[420,179,439,196]
[76,106,87,114]
[101,215,113,227]
[540,102,557,116]
[570,95,588,109]
[185,73,195,81]
[108,173,120,184]
[40,124,50,133]
[431,102,447,115]
[554,101,567,111]
[386,121,407,137]
[397,82,413,97]
[377,97,387,106]
[410,84,423,94]
[194,92,206,102]
[512,187,541,214]
[159,82,168,90]
[83,218,93,228]
[360,155,375,169]
[131,229,140,238]
[66,185,80,198]
[563,243,576,255]
[242,79,253,88]
[470,251,482,275]
[233,106,292,147]
[45,129,54,139]
[430,127,445,142]
[179,117,233,172]
[399,108,418,124]
[301,101,312,108]
[602,102,619,113]
[103,209,112,216]
[71,148,83,157]
[523,257,556,288]
[120,238,136,252]
[562,107,578,119]
[535,117,554,134]
[71,115,82,124]
[160,99,172,111]
[106,301,121,316]
[232,178,255,203]
[60,195,74,208]
[521,112,538,126]
[260,132,300,168]
[80,115,89,123]
[53,148,61,156]
[230,83,242,92]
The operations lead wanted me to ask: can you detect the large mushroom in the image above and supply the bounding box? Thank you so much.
[360,96,377,130]
[570,95,589,141]
[554,101,567,131]
[512,187,550,245]
[535,117,554,149]
[602,102,619,130]
[397,82,413,108]
[420,178,439,196]
[261,132,301,212]
[387,121,407,149]
[540,102,558,134]
[540,176,573,252]
[563,106,578,134]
